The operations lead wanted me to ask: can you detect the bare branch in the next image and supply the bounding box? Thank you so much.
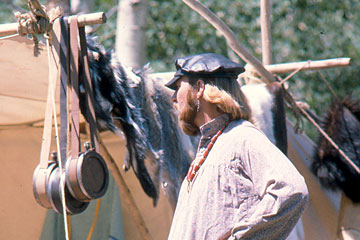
[182,0,276,83]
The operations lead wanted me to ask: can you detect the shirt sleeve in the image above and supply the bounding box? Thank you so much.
[229,127,309,240]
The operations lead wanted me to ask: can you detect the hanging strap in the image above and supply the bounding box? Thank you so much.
[39,45,55,170]
[34,14,62,208]
[69,16,81,160]
[59,17,69,169]
[38,17,67,170]
[78,26,99,152]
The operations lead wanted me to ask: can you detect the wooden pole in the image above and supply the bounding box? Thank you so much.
[265,58,351,74]
[0,12,106,37]
[98,138,153,240]
[260,0,272,65]
[182,0,276,84]
[0,23,19,38]
[77,12,107,27]
[150,58,351,82]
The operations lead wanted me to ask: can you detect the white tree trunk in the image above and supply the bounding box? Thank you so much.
[70,0,95,14]
[115,0,147,69]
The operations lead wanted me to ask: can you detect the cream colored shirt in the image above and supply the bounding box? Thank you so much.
[168,115,308,240]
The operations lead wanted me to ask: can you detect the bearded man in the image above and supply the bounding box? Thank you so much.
[165,53,309,240]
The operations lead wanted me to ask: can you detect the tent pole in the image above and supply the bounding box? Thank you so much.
[264,58,351,74]
[260,0,272,65]
[0,12,106,38]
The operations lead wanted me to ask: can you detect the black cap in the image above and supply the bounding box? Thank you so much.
[165,53,245,90]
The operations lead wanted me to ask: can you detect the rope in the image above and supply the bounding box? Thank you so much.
[14,0,62,56]
[279,61,309,85]
[86,199,102,240]
[15,0,62,35]
[317,71,340,103]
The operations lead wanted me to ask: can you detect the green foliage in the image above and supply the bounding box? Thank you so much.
[146,0,262,71]
[0,0,28,23]
[1,0,359,139]
[146,1,359,135]
[271,0,360,138]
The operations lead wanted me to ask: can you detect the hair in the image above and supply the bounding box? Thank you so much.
[188,76,252,121]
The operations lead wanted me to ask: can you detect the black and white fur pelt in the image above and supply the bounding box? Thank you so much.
[241,82,288,155]
[311,96,360,203]
[79,40,194,209]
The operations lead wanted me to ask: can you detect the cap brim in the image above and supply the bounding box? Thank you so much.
[165,70,182,90]
[165,76,180,90]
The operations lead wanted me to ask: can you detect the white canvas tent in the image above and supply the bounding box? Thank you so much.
[0,35,174,240]
[0,34,350,240]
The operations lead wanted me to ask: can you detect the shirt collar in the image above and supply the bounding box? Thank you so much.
[199,114,230,139]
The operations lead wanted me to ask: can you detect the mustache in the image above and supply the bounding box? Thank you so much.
[173,103,179,111]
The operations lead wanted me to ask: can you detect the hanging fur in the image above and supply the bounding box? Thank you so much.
[312,95,360,203]
[241,82,288,155]
[79,40,194,208]
[79,39,289,209]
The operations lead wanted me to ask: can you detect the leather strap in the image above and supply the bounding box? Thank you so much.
[78,26,99,152]
[69,16,80,160]
[39,58,55,169]
[59,17,69,169]
[39,18,64,169]
[34,17,63,209]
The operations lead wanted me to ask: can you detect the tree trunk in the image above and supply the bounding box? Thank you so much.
[115,0,147,69]
[70,0,95,14]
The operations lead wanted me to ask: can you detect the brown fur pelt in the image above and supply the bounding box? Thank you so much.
[312,95,360,203]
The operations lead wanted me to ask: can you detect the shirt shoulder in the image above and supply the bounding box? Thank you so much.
[220,120,270,150]
[227,120,266,137]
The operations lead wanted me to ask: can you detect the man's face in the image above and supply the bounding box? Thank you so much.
[171,77,199,136]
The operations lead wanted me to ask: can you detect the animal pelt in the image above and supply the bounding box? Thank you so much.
[241,82,288,155]
[312,95,360,203]
[79,40,194,208]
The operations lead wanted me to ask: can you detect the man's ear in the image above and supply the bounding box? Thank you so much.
[196,80,205,99]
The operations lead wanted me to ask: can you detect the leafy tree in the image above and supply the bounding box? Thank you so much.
[144,0,360,138]
[1,0,359,138]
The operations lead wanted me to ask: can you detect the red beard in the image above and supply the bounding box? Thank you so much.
[177,91,199,136]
